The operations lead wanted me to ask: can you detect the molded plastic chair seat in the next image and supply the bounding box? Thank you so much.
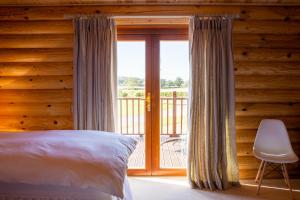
[253,119,299,199]
[253,119,299,164]
[254,150,298,164]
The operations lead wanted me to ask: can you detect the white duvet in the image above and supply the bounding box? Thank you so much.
[0,130,137,198]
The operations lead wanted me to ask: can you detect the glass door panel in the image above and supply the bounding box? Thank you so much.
[117,41,146,169]
[117,29,188,175]
[159,41,189,169]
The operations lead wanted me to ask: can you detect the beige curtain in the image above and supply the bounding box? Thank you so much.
[188,16,239,190]
[73,16,117,131]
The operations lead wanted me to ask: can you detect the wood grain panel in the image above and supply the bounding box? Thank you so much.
[236,89,300,103]
[1,20,300,34]
[236,103,300,116]
[236,76,300,89]
[0,0,299,6]
[233,34,300,48]
[233,20,300,34]
[237,6,300,20]
[0,20,73,34]
[0,89,72,103]
[0,34,73,48]
[237,143,257,157]
[234,48,300,62]
[0,48,72,62]
[0,103,72,116]
[115,20,300,35]
[0,6,299,20]
[234,62,300,76]
[236,116,300,129]
[0,62,73,76]
[238,156,261,170]
[237,129,300,143]
[115,19,300,35]
[0,116,72,131]
[0,75,72,89]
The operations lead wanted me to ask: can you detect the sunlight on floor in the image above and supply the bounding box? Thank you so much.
[242,182,300,192]
[132,177,190,187]
[129,177,300,200]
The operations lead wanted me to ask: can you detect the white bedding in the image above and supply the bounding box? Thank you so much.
[0,130,137,199]
[0,176,133,200]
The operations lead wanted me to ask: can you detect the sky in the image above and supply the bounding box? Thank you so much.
[117,41,189,81]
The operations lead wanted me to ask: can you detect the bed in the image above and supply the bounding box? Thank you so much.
[0,130,137,200]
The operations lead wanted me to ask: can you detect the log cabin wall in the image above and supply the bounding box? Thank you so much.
[0,5,300,179]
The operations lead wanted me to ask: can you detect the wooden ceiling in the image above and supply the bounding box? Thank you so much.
[1,0,300,6]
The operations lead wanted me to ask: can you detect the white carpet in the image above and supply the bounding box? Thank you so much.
[129,177,300,200]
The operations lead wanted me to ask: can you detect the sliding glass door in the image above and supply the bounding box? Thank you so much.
[117,28,188,175]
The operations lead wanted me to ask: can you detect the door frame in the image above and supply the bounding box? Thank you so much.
[117,34,153,175]
[117,26,188,176]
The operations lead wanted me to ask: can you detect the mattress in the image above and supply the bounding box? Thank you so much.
[0,176,133,200]
[0,130,136,200]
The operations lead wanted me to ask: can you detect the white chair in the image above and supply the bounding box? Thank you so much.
[253,119,299,198]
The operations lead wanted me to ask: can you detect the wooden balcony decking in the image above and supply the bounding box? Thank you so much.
[128,135,187,169]
[118,93,188,169]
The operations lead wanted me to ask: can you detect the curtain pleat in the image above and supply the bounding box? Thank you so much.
[188,16,239,190]
[73,16,117,132]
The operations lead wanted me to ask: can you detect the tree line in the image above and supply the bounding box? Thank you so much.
[118,76,188,88]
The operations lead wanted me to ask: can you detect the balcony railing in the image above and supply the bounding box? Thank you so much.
[117,91,188,136]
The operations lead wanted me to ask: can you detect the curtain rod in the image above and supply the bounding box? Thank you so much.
[195,14,240,18]
[64,14,189,19]
[64,14,240,19]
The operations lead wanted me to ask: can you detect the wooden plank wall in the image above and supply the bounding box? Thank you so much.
[0,5,299,179]
[1,0,300,6]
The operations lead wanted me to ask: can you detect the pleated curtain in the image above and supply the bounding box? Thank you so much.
[73,16,117,131]
[188,16,239,190]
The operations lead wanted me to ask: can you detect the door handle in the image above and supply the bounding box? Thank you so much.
[146,92,151,112]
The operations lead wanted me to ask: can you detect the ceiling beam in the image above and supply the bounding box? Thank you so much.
[1,6,300,21]
[0,0,300,6]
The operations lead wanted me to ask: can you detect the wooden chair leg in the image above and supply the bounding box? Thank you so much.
[281,164,288,185]
[282,164,294,199]
[255,160,264,183]
[257,161,267,195]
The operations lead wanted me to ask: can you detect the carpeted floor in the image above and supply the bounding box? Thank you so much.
[129,177,300,200]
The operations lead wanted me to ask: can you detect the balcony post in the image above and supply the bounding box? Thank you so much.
[172,91,177,137]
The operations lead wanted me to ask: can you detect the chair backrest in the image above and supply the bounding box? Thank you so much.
[253,119,294,155]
